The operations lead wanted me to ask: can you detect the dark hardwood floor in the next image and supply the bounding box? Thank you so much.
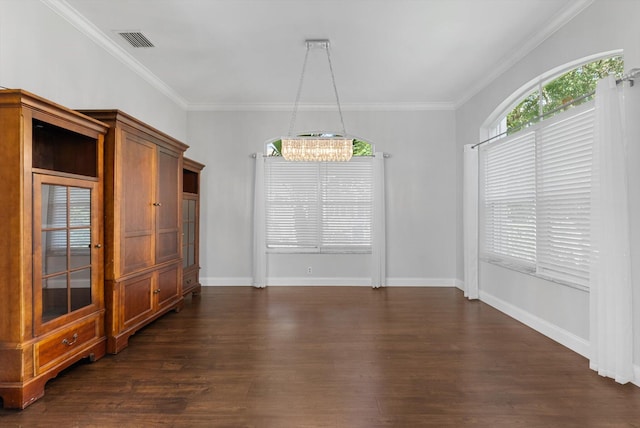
[2,286,640,427]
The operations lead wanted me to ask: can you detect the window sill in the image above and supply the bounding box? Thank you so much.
[480,256,589,292]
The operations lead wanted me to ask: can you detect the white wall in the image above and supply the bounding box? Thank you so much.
[456,0,640,362]
[187,108,458,286]
[0,0,187,140]
[0,0,459,288]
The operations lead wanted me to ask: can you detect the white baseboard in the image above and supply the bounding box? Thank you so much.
[386,278,458,287]
[267,277,372,286]
[479,290,590,358]
[201,277,459,287]
[201,277,253,286]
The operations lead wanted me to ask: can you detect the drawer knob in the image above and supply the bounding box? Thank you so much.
[62,333,79,346]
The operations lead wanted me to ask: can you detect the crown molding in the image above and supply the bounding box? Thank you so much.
[454,0,594,108]
[41,0,189,109]
[38,0,455,114]
[187,101,456,112]
[41,0,590,114]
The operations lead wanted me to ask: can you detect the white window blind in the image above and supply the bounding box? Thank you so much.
[536,106,594,287]
[321,162,372,250]
[481,101,594,288]
[265,157,373,253]
[482,131,537,268]
[266,162,319,250]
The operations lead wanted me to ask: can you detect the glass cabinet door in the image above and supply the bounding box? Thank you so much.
[182,198,196,268]
[33,174,100,328]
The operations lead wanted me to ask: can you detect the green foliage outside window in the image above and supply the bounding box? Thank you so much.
[506,57,624,132]
[352,139,373,156]
[268,138,373,157]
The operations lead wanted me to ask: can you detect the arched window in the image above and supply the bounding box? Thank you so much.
[479,53,624,288]
[488,54,624,138]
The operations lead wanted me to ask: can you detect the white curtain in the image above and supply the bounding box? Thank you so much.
[589,76,634,383]
[463,144,479,299]
[372,152,386,288]
[252,153,267,288]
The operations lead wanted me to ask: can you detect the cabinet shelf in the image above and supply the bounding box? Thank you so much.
[32,119,99,177]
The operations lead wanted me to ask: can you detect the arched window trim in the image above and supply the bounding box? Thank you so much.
[480,49,623,141]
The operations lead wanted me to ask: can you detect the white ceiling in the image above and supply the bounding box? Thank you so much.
[52,0,591,110]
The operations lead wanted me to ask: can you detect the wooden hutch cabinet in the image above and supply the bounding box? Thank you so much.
[182,158,205,297]
[78,110,188,354]
[0,90,108,409]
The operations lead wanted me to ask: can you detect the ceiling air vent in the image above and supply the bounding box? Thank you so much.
[118,31,154,48]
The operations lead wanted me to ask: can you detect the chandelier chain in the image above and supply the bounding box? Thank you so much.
[288,45,310,137]
[326,45,347,136]
[287,41,347,137]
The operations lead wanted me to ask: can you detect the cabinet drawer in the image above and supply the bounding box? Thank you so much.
[183,270,198,289]
[36,318,99,371]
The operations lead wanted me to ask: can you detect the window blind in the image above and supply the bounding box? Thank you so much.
[265,162,319,250]
[481,101,594,288]
[321,162,372,250]
[482,131,537,268]
[265,157,373,253]
[536,106,594,287]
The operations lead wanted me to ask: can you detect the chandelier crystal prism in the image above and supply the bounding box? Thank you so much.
[283,39,353,162]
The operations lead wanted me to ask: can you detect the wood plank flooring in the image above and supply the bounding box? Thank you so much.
[2,286,640,427]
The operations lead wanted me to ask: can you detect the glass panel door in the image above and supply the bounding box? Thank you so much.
[34,175,99,327]
[182,198,196,268]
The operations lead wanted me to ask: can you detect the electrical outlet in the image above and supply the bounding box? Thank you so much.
[307,266,312,274]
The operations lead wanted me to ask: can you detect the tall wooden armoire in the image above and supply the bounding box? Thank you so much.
[0,90,108,409]
[78,110,188,354]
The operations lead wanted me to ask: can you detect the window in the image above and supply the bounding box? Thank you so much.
[481,101,594,288]
[492,56,623,135]
[481,54,624,289]
[265,157,373,253]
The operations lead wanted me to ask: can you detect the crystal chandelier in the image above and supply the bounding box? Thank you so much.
[282,135,352,162]
[283,40,353,162]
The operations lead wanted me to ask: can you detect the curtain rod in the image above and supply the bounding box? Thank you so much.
[472,68,640,149]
